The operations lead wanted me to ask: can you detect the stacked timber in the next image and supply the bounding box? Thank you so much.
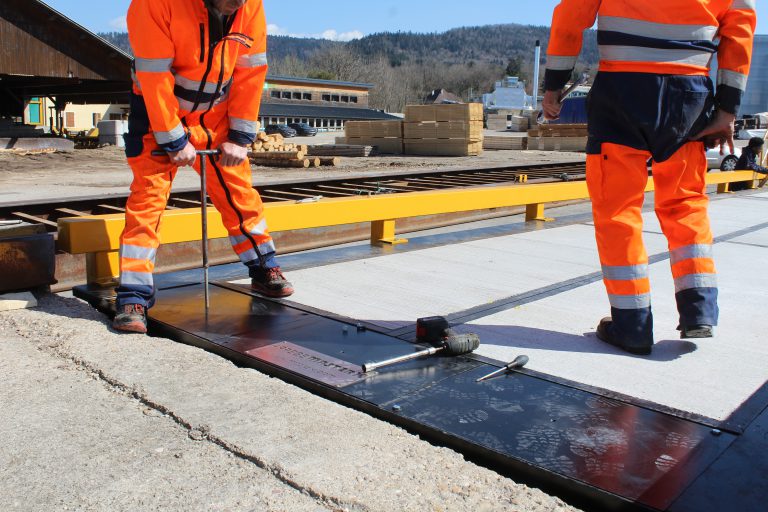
[250,132,339,167]
[527,123,588,152]
[486,109,530,132]
[402,103,484,157]
[306,144,374,157]
[344,121,403,154]
[483,136,528,151]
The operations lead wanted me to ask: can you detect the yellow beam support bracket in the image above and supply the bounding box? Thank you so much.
[371,219,408,246]
[86,250,119,287]
[525,203,555,222]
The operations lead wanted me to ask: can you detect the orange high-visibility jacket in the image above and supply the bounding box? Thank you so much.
[544,0,757,114]
[127,0,267,151]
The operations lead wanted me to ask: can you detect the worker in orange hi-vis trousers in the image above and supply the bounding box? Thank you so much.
[114,0,293,334]
[543,1,756,355]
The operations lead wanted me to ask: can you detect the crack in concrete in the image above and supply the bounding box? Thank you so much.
[31,338,363,512]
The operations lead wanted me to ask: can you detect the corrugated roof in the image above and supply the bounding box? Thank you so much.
[259,103,398,120]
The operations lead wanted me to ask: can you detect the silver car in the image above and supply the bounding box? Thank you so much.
[706,147,741,171]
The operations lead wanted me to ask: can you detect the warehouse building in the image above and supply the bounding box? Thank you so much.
[259,76,398,131]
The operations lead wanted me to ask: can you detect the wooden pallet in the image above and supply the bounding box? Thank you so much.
[483,136,528,151]
[528,123,588,138]
[527,136,587,152]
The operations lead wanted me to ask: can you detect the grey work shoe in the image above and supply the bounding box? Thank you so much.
[596,317,653,356]
[251,267,294,298]
[680,325,713,339]
[112,304,148,334]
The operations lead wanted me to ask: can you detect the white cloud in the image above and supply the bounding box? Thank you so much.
[109,16,127,31]
[267,24,363,41]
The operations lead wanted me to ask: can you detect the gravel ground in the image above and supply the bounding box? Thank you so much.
[0,294,582,512]
[0,132,585,204]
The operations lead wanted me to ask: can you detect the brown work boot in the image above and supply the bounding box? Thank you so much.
[112,304,148,334]
[251,267,294,298]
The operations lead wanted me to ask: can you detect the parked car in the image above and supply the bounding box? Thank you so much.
[706,146,741,171]
[288,123,318,136]
[264,124,297,138]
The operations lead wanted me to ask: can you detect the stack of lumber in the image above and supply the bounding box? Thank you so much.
[306,144,374,157]
[402,103,484,157]
[527,123,588,152]
[486,110,530,132]
[483,136,528,151]
[344,121,403,154]
[249,132,339,167]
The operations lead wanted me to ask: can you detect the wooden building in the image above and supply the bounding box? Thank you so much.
[0,1,396,134]
[0,0,132,131]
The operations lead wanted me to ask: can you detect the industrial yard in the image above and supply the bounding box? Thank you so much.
[2,1,768,512]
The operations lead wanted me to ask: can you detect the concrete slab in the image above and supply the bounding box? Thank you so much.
[233,225,668,330]
[460,239,768,421]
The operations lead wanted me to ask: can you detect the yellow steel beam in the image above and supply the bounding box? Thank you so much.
[58,170,757,255]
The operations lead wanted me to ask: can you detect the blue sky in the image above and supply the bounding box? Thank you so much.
[44,0,767,38]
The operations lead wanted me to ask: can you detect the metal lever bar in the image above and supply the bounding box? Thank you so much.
[151,149,221,309]
[362,333,480,373]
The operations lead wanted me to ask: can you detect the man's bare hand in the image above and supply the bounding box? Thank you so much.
[692,110,737,155]
[218,141,249,167]
[542,90,564,121]
[168,142,197,167]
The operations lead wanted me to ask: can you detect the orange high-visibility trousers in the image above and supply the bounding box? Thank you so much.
[117,102,275,308]
[586,141,718,343]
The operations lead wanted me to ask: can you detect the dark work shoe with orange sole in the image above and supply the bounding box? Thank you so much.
[251,267,295,298]
[113,303,148,334]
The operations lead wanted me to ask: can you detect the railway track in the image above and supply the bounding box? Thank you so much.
[0,161,586,231]
[0,161,586,291]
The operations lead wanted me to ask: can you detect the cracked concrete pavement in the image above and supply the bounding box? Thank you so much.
[0,294,581,511]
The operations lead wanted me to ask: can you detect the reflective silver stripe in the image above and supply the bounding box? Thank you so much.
[120,271,153,287]
[599,16,717,41]
[718,69,749,91]
[546,55,578,71]
[236,241,276,264]
[134,57,174,73]
[238,248,258,263]
[174,74,224,95]
[602,264,648,281]
[130,69,142,91]
[732,0,756,10]
[675,274,718,292]
[120,244,157,261]
[258,240,276,254]
[599,46,712,67]
[249,219,268,236]
[230,117,259,134]
[154,122,186,145]
[176,88,230,113]
[236,52,268,68]
[609,293,652,310]
[670,244,713,265]
[229,235,248,246]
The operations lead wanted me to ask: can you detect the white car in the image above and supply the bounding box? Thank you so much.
[706,147,741,171]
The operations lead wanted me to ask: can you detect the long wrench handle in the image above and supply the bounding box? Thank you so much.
[363,346,443,373]
[151,149,221,156]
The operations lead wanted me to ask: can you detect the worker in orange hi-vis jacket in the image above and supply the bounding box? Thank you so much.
[113,0,294,334]
[543,1,756,355]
